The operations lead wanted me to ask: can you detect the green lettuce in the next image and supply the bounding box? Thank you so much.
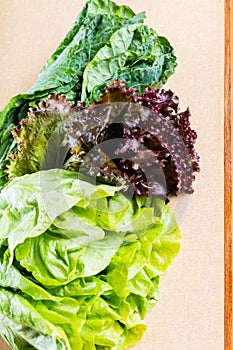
[0,169,181,349]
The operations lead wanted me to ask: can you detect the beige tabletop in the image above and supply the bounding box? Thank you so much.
[0,1,224,349]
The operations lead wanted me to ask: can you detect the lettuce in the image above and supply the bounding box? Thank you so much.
[0,169,181,349]
[0,1,185,348]
[6,87,199,199]
[0,0,176,190]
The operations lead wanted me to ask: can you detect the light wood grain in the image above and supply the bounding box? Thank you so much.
[224,1,233,349]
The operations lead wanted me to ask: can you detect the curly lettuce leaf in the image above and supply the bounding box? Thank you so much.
[66,81,199,197]
[6,94,73,180]
[6,84,199,201]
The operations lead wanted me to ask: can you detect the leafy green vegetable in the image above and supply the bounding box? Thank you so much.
[0,169,181,349]
[0,0,176,190]
[81,23,176,103]
[0,288,70,350]
[0,1,184,348]
[6,85,199,200]
[6,94,73,180]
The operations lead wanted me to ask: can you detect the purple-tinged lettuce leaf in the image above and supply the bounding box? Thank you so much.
[6,82,199,198]
[66,81,200,197]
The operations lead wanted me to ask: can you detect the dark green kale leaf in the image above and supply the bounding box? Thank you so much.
[0,0,177,189]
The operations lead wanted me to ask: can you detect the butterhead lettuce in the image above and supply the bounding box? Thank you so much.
[0,169,181,349]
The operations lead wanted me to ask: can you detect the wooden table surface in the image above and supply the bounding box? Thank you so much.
[0,1,226,349]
